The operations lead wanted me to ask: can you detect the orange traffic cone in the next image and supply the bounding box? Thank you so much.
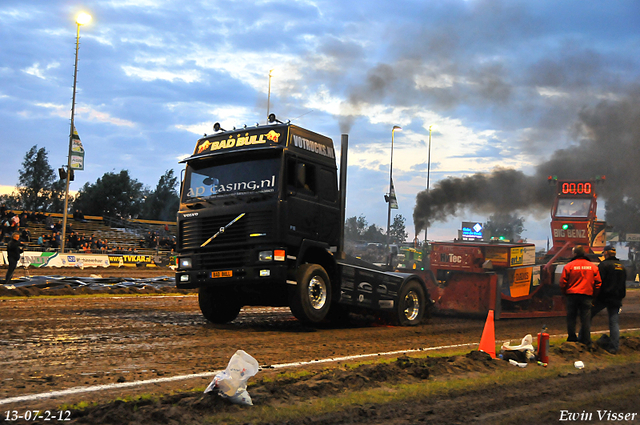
[479,310,496,358]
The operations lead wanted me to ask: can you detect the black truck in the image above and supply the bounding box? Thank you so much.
[175,115,432,326]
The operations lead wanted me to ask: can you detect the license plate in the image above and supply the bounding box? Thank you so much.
[211,270,233,278]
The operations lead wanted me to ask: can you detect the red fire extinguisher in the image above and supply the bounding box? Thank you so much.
[537,325,549,365]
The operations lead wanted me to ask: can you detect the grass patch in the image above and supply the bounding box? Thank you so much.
[203,363,568,424]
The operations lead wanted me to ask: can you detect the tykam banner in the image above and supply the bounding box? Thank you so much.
[107,254,157,267]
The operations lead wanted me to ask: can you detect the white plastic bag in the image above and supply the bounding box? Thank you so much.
[501,334,536,362]
[205,350,260,406]
[501,334,534,352]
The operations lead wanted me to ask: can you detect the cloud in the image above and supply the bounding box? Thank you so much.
[122,65,201,83]
[23,62,60,79]
[33,102,135,127]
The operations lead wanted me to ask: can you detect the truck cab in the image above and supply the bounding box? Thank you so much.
[175,117,431,326]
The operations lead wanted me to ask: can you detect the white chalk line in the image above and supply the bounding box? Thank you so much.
[0,342,476,406]
[2,327,639,406]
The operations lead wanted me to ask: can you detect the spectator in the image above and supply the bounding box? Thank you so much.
[4,232,23,284]
[592,245,627,353]
[51,232,61,249]
[69,232,79,250]
[45,215,54,231]
[560,245,602,347]
[10,214,20,231]
[43,233,52,249]
[20,228,31,243]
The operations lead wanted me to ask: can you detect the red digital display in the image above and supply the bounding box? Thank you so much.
[560,182,592,195]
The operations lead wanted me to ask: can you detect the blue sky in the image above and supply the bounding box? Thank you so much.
[1,0,639,248]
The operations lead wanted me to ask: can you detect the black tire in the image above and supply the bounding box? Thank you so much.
[198,286,242,324]
[395,280,426,326]
[290,264,332,324]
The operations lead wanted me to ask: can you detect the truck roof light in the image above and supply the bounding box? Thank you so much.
[213,122,225,132]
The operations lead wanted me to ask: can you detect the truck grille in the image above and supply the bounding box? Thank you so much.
[179,212,273,252]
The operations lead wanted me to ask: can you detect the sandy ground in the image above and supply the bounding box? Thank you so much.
[1,267,640,423]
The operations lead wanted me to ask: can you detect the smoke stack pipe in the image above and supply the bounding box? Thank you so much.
[338,134,348,259]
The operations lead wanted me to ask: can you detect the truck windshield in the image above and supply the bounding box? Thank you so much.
[183,157,279,201]
[555,198,591,218]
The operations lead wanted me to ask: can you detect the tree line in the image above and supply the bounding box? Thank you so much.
[345,214,409,245]
[0,145,179,222]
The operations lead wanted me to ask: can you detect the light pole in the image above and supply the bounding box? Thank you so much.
[61,12,91,254]
[386,125,402,252]
[267,69,274,120]
[424,124,434,243]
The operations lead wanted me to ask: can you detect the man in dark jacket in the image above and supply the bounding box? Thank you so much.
[4,232,23,284]
[593,245,627,353]
[560,245,602,346]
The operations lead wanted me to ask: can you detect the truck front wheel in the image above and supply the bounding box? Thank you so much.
[395,280,426,326]
[290,264,331,324]
[198,286,242,324]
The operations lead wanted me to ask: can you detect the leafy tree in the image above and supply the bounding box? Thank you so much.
[344,214,368,241]
[363,224,386,243]
[0,193,21,210]
[73,170,147,218]
[388,214,408,245]
[484,212,526,242]
[49,179,67,213]
[16,145,61,211]
[142,169,180,221]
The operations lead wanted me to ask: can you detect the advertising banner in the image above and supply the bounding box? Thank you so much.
[461,221,484,240]
[626,233,640,242]
[107,254,157,267]
[55,253,110,268]
[70,126,85,170]
[508,267,533,298]
[485,247,509,267]
[2,252,110,268]
[16,252,59,268]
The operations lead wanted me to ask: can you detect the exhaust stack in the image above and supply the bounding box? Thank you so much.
[338,134,348,258]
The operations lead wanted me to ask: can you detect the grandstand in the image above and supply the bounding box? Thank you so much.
[5,211,176,257]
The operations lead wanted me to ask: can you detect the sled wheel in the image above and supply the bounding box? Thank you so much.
[290,264,331,324]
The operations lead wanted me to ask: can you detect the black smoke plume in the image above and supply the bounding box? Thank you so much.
[414,89,640,236]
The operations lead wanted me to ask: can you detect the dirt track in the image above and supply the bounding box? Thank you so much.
[1,268,640,423]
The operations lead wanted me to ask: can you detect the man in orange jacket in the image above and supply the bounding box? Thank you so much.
[560,245,602,346]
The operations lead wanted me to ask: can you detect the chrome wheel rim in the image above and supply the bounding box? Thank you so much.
[403,290,420,321]
[308,276,327,310]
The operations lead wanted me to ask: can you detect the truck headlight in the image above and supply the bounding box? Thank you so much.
[259,249,286,262]
[179,257,192,269]
[259,251,273,261]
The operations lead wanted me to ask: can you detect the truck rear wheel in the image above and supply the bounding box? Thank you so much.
[290,264,332,324]
[198,286,242,324]
[395,280,426,326]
